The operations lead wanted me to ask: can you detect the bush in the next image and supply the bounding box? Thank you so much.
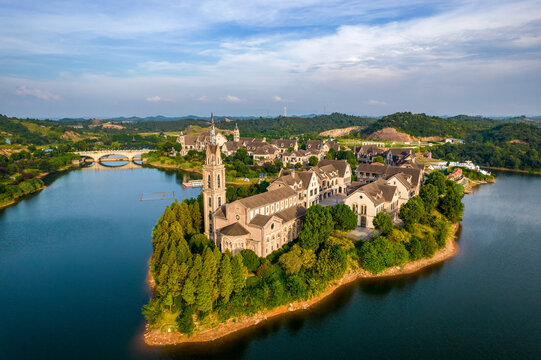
[240,249,260,272]
[419,233,438,258]
[406,237,424,260]
[358,236,409,274]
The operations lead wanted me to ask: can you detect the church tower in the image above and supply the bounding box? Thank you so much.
[203,113,226,244]
[234,122,240,142]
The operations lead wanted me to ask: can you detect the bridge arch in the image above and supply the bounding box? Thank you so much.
[75,149,150,166]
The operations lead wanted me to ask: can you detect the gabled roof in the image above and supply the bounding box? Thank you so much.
[318,159,350,177]
[346,179,397,206]
[252,144,279,156]
[355,164,422,188]
[354,145,385,156]
[236,186,297,209]
[249,214,273,227]
[219,222,250,236]
[275,205,306,223]
[387,172,414,190]
[214,205,226,218]
[270,139,297,148]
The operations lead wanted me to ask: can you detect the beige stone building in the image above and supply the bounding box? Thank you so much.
[176,126,227,156]
[355,163,423,205]
[343,179,400,228]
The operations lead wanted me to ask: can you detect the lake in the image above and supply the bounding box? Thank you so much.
[0,167,540,359]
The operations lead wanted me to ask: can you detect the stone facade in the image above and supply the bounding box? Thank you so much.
[203,116,226,242]
[177,130,227,156]
[343,179,400,228]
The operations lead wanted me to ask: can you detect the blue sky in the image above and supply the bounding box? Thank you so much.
[1,0,540,118]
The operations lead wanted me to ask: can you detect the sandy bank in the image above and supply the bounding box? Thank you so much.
[143,223,460,346]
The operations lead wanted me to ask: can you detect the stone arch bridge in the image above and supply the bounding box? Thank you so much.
[75,150,150,163]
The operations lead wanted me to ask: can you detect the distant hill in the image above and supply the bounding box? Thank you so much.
[216,113,378,138]
[362,112,491,139]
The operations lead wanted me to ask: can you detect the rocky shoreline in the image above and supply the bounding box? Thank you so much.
[143,223,460,346]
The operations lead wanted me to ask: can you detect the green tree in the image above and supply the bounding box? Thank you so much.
[167,263,182,307]
[373,212,393,235]
[308,156,319,166]
[426,171,447,194]
[240,249,260,272]
[326,148,336,159]
[315,245,347,280]
[217,254,234,303]
[299,205,334,250]
[330,204,357,231]
[406,236,424,260]
[142,298,161,326]
[420,183,439,212]
[279,245,315,275]
[156,264,170,298]
[163,293,174,312]
[231,254,246,293]
[373,155,385,164]
[419,233,438,258]
[181,278,196,306]
[195,277,212,313]
[438,187,464,222]
[358,236,409,274]
[398,196,425,231]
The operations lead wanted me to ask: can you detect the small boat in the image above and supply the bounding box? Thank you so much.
[183,180,203,188]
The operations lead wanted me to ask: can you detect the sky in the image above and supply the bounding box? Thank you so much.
[0,0,540,118]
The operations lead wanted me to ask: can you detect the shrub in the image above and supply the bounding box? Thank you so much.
[373,212,393,235]
[240,249,260,272]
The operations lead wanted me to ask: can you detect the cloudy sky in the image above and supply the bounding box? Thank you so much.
[1,0,540,118]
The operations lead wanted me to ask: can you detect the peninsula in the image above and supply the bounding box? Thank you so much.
[141,117,474,346]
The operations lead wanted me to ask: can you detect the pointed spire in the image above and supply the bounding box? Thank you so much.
[210,112,216,145]
[235,121,238,130]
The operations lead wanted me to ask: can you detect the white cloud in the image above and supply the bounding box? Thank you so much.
[273,95,283,101]
[224,95,244,103]
[367,99,387,105]
[145,96,173,102]
[197,95,210,102]
[15,85,60,100]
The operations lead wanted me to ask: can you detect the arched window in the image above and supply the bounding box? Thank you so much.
[208,197,211,207]
[218,197,222,206]
[217,174,221,188]
[207,174,211,188]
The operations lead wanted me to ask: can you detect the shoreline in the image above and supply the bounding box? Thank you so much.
[463,177,495,193]
[0,164,77,210]
[481,166,541,175]
[0,183,47,210]
[146,161,202,174]
[146,161,265,185]
[143,222,460,346]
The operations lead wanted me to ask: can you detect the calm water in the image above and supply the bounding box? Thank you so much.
[0,168,540,359]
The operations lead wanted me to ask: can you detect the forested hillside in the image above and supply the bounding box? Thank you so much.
[362,112,494,139]
[217,113,377,139]
[431,123,541,171]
